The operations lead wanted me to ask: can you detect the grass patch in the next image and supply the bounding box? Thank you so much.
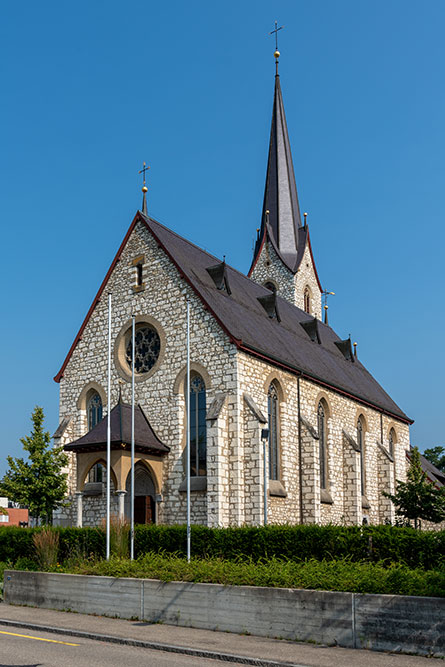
[65,552,445,597]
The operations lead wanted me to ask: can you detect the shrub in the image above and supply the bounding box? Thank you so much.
[33,528,59,570]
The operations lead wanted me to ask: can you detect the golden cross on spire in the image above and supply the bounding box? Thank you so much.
[138,161,150,215]
[269,21,284,74]
[139,161,150,188]
[269,20,284,51]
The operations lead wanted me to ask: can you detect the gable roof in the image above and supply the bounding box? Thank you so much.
[64,400,168,455]
[55,210,412,424]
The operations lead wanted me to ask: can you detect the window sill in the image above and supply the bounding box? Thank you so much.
[179,476,207,493]
[132,284,146,294]
[320,489,333,505]
[268,480,287,497]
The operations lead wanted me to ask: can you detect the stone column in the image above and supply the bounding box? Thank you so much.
[116,490,127,522]
[75,491,83,528]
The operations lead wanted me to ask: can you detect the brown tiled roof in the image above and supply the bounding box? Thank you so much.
[64,401,169,455]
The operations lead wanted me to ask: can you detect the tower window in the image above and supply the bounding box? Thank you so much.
[304,287,311,314]
[264,281,276,293]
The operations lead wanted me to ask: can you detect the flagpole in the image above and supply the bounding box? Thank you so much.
[130,314,135,560]
[186,297,191,562]
[106,292,112,560]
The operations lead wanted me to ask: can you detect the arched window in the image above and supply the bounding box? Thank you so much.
[389,428,396,458]
[304,287,311,314]
[317,402,328,489]
[268,383,280,480]
[87,392,103,431]
[264,281,276,293]
[88,462,104,484]
[357,417,365,495]
[189,374,207,476]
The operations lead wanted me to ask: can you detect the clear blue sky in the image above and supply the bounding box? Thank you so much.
[1,1,444,475]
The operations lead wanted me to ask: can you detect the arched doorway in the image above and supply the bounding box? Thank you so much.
[125,462,156,524]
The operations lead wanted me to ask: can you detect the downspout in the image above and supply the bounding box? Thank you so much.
[297,374,303,524]
[380,413,383,444]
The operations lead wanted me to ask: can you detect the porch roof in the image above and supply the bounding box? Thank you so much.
[64,400,169,456]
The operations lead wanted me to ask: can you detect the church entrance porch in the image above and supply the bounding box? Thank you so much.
[61,399,169,528]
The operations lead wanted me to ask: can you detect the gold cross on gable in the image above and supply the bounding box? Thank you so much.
[269,21,284,51]
[139,161,150,187]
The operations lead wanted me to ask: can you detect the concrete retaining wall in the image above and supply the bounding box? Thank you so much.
[3,570,444,656]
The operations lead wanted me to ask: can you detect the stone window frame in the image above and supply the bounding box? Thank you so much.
[386,424,398,459]
[317,399,329,491]
[86,391,103,432]
[114,315,166,384]
[173,362,212,492]
[188,372,207,477]
[267,380,281,482]
[131,254,146,293]
[356,414,367,497]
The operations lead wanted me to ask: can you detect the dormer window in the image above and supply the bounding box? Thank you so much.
[257,292,281,321]
[132,255,145,293]
[206,261,231,295]
[304,287,311,314]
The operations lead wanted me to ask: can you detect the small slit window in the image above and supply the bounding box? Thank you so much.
[136,263,143,286]
[131,255,145,292]
[304,287,311,314]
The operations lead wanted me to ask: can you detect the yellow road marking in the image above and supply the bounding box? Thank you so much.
[0,629,79,646]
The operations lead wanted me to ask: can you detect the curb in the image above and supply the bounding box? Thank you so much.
[0,618,305,667]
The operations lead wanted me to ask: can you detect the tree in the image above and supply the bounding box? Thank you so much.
[423,445,445,474]
[383,447,445,528]
[0,406,68,524]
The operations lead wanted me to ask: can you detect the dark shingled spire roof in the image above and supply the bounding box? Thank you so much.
[251,74,303,273]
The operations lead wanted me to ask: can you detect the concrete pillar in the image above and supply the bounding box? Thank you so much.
[75,491,83,528]
[116,490,127,522]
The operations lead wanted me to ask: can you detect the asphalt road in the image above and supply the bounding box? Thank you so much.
[0,627,252,667]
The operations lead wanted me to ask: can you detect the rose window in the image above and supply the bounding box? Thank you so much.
[125,326,161,374]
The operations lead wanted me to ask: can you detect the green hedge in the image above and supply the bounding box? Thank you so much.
[0,524,443,569]
[134,524,445,569]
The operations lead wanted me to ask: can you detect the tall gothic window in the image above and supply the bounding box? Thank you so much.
[189,374,206,476]
[317,401,327,489]
[357,417,365,495]
[268,383,280,480]
[389,428,395,458]
[87,392,103,431]
[304,287,311,314]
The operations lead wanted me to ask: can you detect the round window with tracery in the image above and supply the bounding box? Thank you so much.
[125,326,161,374]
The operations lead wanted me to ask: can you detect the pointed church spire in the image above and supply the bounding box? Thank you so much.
[253,49,302,273]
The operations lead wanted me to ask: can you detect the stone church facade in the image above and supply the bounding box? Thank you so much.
[53,61,413,529]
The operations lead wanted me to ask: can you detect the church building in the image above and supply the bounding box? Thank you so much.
[53,51,413,528]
